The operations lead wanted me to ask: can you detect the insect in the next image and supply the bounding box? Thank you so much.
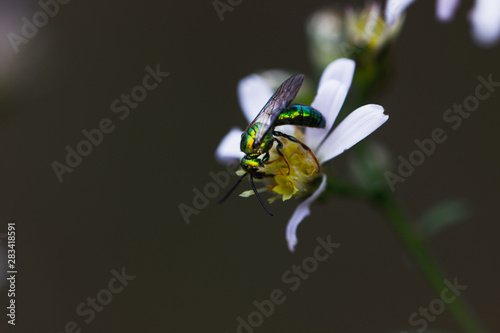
[219,74,326,215]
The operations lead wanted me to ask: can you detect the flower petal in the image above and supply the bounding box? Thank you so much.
[468,0,500,47]
[306,79,349,150]
[436,0,460,21]
[317,58,355,92]
[385,0,415,25]
[215,127,244,163]
[274,124,296,137]
[316,104,388,163]
[238,74,274,123]
[286,174,327,252]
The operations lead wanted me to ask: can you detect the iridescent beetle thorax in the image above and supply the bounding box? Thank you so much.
[240,123,275,178]
[240,123,274,157]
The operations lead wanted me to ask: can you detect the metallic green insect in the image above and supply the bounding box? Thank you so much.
[220,74,326,215]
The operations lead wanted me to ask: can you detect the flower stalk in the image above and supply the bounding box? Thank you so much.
[376,191,488,333]
[327,174,487,332]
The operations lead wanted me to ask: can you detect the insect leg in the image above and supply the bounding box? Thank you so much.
[249,175,273,216]
[218,172,248,204]
[273,131,321,171]
[262,151,270,163]
[271,137,291,175]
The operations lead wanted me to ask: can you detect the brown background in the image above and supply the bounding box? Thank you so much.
[0,0,499,332]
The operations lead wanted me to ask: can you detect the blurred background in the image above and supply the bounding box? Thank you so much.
[0,0,499,332]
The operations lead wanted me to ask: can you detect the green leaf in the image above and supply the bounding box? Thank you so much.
[417,199,472,239]
[348,141,391,193]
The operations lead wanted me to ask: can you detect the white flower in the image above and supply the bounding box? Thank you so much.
[215,58,388,252]
[468,0,500,47]
[385,0,500,47]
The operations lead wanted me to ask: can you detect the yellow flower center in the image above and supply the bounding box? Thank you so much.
[345,3,403,54]
[238,130,322,202]
[263,133,321,202]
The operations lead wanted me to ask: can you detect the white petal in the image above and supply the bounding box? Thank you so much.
[275,125,296,136]
[306,80,349,150]
[316,104,388,163]
[468,0,500,47]
[436,0,460,21]
[385,0,415,25]
[317,58,355,92]
[215,127,243,163]
[238,74,274,123]
[286,174,328,252]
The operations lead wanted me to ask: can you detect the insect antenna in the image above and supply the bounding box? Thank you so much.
[219,172,273,216]
[249,175,273,216]
[218,172,248,204]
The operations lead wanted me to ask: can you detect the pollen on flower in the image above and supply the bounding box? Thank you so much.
[272,175,299,201]
[237,129,322,202]
[264,133,321,202]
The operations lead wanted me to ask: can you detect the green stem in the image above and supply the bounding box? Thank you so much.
[374,191,488,333]
[328,179,487,332]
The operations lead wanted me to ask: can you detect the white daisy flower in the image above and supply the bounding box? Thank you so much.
[215,58,388,251]
[385,0,500,47]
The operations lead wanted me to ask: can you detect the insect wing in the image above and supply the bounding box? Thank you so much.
[248,74,304,145]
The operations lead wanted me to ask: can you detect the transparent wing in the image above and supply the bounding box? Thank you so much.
[247,74,304,146]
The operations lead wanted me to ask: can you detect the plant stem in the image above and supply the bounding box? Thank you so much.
[329,178,487,332]
[374,191,488,333]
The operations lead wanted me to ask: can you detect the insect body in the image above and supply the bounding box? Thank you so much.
[220,74,326,215]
